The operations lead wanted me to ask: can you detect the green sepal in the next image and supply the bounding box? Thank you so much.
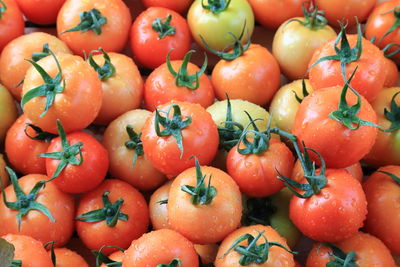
[20,49,66,118]
[0,167,55,231]
[152,14,176,39]
[76,191,128,227]
[92,245,125,267]
[62,8,107,35]
[0,0,6,19]
[201,0,231,14]
[222,230,296,265]
[293,79,310,104]
[166,50,208,90]
[379,6,400,43]
[0,238,15,267]
[88,48,116,81]
[157,258,182,267]
[377,170,400,186]
[181,157,217,205]
[383,91,400,132]
[321,243,357,267]
[37,120,83,179]
[124,125,143,168]
[154,104,192,159]
[44,241,56,266]
[31,43,51,62]
[287,1,328,30]
[24,123,58,142]
[157,199,168,205]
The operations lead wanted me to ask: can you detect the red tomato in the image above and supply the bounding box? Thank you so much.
[384,57,399,88]
[130,7,191,69]
[15,0,65,25]
[141,0,193,14]
[149,180,172,230]
[0,0,24,52]
[50,248,89,267]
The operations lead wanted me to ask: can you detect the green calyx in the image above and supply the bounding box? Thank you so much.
[223,230,296,265]
[154,104,192,158]
[217,96,245,151]
[152,14,176,39]
[308,21,363,83]
[329,67,382,130]
[92,245,125,267]
[288,1,328,30]
[124,125,143,168]
[21,49,66,118]
[379,6,400,43]
[241,196,276,226]
[378,170,400,186]
[63,8,107,35]
[24,123,58,142]
[31,43,51,62]
[383,91,400,132]
[321,243,357,267]
[181,157,217,205]
[76,191,128,227]
[201,0,231,14]
[88,48,116,81]
[201,21,250,61]
[38,120,83,179]
[237,112,271,155]
[0,0,6,19]
[0,167,55,231]
[44,241,56,266]
[157,258,182,267]
[294,79,310,104]
[166,50,208,90]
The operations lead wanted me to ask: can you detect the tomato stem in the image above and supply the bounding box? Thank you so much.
[152,14,176,39]
[293,79,310,103]
[31,43,51,62]
[124,125,144,168]
[62,8,107,35]
[88,48,116,81]
[321,243,357,267]
[201,0,231,14]
[24,123,58,142]
[92,245,125,267]
[156,258,182,267]
[382,91,400,132]
[379,6,400,43]
[0,0,6,19]
[44,241,56,266]
[288,1,328,30]
[237,112,271,155]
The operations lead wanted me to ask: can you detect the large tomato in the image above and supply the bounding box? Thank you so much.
[141,0,193,14]
[0,83,17,144]
[187,0,254,52]
[0,0,24,52]
[15,0,65,25]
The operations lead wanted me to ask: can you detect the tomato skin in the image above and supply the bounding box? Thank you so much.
[194,243,219,265]
[215,225,295,267]
[384,58,399,88]
[306,232,396,267]
[76,179,149,254]
[363,165,400,255]
[290,169,367,243]
[364,88,400,167]
[292,86,378,169]
[0,174,75,247]
[15,0,65,25]
[100,250,124,267]
[92,52,144,125]
[122,229,199,267]
[57,0,131,56]
[141,0,193,14]
[212,44,280,107]
[309,35,386,102]
[50,248,89,267]
[168,166,242,244]
[102,109,166,191]
[2,234,54,267]
[149,180,172,230]
[144,60,214,111]
[141,101,219,178]
[0,83,17,144]
[227,139,294,197]
[45,131,109,194]
[130,7,191,69]
[0,154,9,187]
[272,17,337,80]
[187,0,254,52]
[0,0,24,52]
[315,0,377,28]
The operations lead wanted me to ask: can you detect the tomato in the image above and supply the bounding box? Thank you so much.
[122,229,199,267]
[269,79,313,133]
[141,0,193,14]
[292,85,378,169]
[212,44,280,107]
[290,168,367,242]
[21,53,102,134]
[88,50,144,125]
[365,0,400,63]
[0,153,9,187]
[187,0,254,52]
[130,7,191,69]
[364,87,400,167]
[194,243,219,265]
[144,51,214,111]
[0,171,75,247]
[384,57,399,87]
[99,250,124,267]
[306,232,396,267]
[141,101,219,178]
[363,165,400,255]
[168,162,242,244]
[102,109,166,191]
[0,83,17,143]
[57,0,131,56]
[309,30,386,102]
[0,0,24,52]
[76,179,149,254]
[2,234,53,267]
[51,248,89,267]
[272,4,337,80]
[15,0,65,25]
[149,180,172,230]
[0,32,72,101]
[215,225,295,267]
[315,0,377,28]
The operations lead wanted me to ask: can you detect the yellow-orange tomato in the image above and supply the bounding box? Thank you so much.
[0,83,17,143]
[50,248,89,267]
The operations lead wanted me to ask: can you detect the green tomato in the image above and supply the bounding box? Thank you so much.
[187,0,254,52]
[0,84,17,144]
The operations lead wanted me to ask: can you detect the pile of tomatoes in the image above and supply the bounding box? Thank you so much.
[0,0,399,266]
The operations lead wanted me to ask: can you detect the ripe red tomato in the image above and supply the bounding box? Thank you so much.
[15,0,65,25]
[141,0,193,14]
[0,0,24,52]
[130,7,191,69]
